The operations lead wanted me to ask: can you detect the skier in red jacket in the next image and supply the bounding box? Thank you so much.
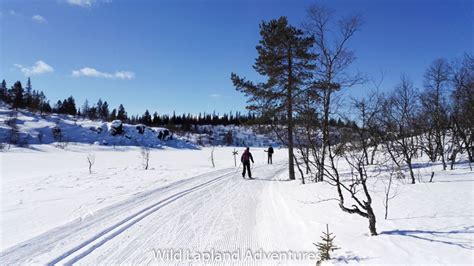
[241,147,254,179]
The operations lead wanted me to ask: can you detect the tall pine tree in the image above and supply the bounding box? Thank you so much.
[25,77,32,108]
[11,81,25,109]
[231,16,316,180]
[102,101,110,120]
[0,80,8,102]
[117,104,127,121]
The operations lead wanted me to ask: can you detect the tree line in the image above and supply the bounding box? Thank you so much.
[0,78,261,128]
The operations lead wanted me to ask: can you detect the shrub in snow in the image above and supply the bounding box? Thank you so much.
[110,120,123,136]
[136,124,146,134]
[158,129,171,141]
[52,126,62,142]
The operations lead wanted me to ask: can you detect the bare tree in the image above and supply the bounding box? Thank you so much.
[383,161,401,219]
[451,54,473,167]
[140,146,150,170]
[350,92,383,166]
[381,76,420,184]
[303,4,364,181]
[324,133,379,236]
[87,153,95,174]
[420,58,452,170]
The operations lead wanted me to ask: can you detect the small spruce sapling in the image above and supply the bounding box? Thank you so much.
[314,224,340,262]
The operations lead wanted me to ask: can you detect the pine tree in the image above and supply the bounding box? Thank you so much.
[152,111,160,126]
[231,16,316,180]
[141,109,152,126]
[82,100,90,118]
[11,81,25,109]
[54,100,63,113]
[25,77,32,108]
[66,96,77,115]
[0,79,8,102]
[117,104,127,121]
[101,101,110,121]
[96,99,103,118]
[313,224,339,261]
[109,108,117,121]
[88,106,97,120]
[41,101,52,113]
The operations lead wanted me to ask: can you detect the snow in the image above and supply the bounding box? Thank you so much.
[0,106,473,265]
[0,145,270,250]
[110,120,122,128]
[1,143,473,265]
[256,161,474,265]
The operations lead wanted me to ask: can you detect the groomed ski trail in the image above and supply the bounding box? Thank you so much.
[0,161,288,265]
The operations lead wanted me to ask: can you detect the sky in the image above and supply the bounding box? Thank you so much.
[0,0,472,117]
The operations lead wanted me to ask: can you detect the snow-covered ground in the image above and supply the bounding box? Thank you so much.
[1,143,473,265]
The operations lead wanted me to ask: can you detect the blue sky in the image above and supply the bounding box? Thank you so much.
[0,0,472,116]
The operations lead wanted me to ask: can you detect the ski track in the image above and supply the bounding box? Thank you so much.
[0,162,288,265]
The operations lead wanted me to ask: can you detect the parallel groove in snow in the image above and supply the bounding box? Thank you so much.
[0,167,236,264]
[1,163,288,264]
[79,162,288,265]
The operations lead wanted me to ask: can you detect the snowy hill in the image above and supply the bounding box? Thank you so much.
[0,104,279,149]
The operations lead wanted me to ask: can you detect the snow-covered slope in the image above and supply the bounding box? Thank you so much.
[0,105,195,148]
[0,104,279,148]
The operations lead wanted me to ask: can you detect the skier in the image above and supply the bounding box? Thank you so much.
[265,145,274,164]
[241,147,254,179]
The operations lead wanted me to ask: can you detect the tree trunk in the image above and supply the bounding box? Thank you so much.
[363,144,369,165]
[469,146,474,163]
[319,89,331,182]
[407,157,415,184]
[370,144,378,165]
[293,154,305,184]
[367,205,378,236]
[287,49,295,180]
[305,147,310,174]
[450,150,457,170]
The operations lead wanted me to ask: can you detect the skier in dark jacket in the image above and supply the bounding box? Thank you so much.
[241,147,254,179]
[266,145,274,164]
